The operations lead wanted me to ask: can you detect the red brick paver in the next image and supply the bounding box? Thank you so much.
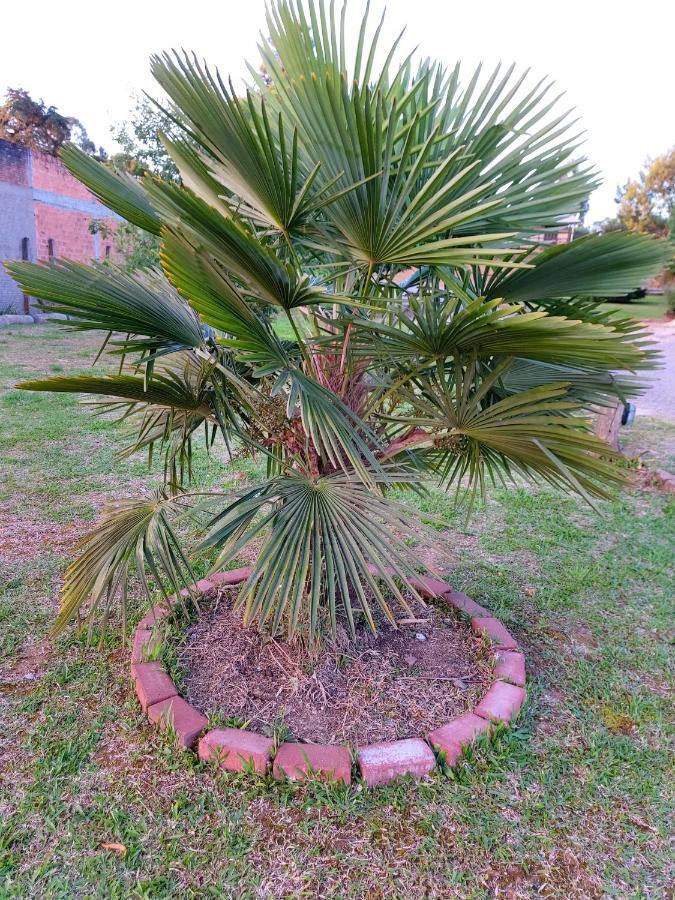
[198,728,273,774]
[131,628,152,665]
[194,578,216,594]
[443,591,491,618]
[475,681,526,724]
[273,743,352,784]
[494,650,526,687]
[132,662,178,712]
[209,567,253,587]
[427,712,492,766]
[357,738,436,787]
[146,696,208,750]
[137,602,173,630]
[471,616,518,650]
[408,575,453,598]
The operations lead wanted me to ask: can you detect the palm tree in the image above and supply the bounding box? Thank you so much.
[7,0,665,645]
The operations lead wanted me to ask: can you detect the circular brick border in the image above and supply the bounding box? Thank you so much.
[130,570,526,787]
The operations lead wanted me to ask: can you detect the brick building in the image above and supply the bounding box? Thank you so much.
[0,139,121,313]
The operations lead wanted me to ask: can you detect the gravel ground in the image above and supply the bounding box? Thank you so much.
[637,320,675,421]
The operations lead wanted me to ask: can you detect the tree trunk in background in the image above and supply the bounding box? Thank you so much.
[593,401,624,450]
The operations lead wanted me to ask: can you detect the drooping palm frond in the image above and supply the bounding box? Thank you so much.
[59,143,162,234]
[203,470,423,640]
[5,260,204,352]
[18,354,237,483]
[389,375,625,505]
[53,491,197,638]
[481,232,669,302]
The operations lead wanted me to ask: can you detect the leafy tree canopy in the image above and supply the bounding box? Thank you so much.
[111,94,179,181]
[616,147,675,236]
[0,88,105,157]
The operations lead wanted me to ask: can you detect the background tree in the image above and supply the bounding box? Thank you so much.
[616,148,675,236]
[105,94,184,271]
[111,94,179,180]
[0,88,105,157]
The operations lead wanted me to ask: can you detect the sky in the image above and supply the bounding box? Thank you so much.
[1,0,672,224]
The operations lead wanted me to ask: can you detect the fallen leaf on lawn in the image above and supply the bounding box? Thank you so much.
[627,815,658,834]
[101,842,127,857]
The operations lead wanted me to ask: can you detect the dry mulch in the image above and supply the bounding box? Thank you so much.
[180,589,493,745]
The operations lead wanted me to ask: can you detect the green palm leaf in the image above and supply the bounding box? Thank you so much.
[53,491,197,637]
[59,143,162,235]
[5,260,203,351]
[348,294,657,371]
[483,232,668,302]
[204,471,423,640]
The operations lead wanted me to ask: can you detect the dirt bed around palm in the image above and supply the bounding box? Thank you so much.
[179,587,494,745]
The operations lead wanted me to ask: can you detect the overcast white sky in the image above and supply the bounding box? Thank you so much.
[1,0,672,223]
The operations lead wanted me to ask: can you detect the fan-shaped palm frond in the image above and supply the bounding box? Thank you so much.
[347,294,657,371]
[60,144,162,234]
[481,232,669,302]
[203,470,423,640]
[5,260,203,352]
[53,491,197,638]
[388,374,624,505]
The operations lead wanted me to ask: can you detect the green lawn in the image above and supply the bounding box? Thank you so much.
[598,293,670,322]
[0,325,673,897]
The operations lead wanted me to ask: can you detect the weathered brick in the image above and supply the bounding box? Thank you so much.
[209,566,253,587]
[357,738,436,787]
[131,628,153,665]
[427,712,492,766]
[198,728,273,774]
[137,602,173,630]
[132,662,177,712]
[273,743,352,784]
[146,696,208,750]
[475,681,526,724]
[443,591,490,618]
[471,616,518,650]
[653,469,675,494]
[194,577,216,594]
[493,650,526,687]
[408,575,452,598]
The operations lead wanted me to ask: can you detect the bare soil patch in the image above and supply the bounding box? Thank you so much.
[180,589,493,745]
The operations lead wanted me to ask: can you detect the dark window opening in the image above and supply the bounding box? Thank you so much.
[105,245,111,258]
[48,238,55,259]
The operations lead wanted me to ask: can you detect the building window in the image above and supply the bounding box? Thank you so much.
[48,238,55,259]
[21,237,29,260]
[105,245,111,259]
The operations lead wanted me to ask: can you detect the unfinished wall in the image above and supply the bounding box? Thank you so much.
[0,139,121,313]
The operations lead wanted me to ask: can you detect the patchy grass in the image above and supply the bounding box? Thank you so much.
[620,415,675,472]
[597,294,670,322]
[0,325,673,897]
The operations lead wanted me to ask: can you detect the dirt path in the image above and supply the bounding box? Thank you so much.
[638,320,675,421]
